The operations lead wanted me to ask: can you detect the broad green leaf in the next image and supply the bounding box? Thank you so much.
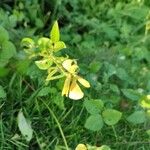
[127,111,146,124]
[102,109,122,125]
[54,41,66,51]
[121,89,141,101]
[16,60,30,74]
[9,14,17,28]
[109,84,120,95]
[139,95,150,109]
[0,26,9,43]
[104,63,116,78]
[89,61,102,73]
[35,18,44,28]
[84,99,104,114]
[50,21,60,43]
[84,114,103,131]
[0,41,16,67]
[17,110,33,142]
[116,68,129,81]
[1,41,16,59]
[53,94,65,110]
[0,85,6,98]
[35,59,53,70]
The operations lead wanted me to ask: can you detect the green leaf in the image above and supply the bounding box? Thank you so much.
[0,85,6,98]
[54,41,66,52]
[50,21,60,43]
[35,18,44,28]
[0,26,9,43]
[109,84,120,95]
[84,114,103,131]
[116,68,129,81]
[102,109,122,126]
[0,41,16,67]
[21,38,35,49]
[21,38,35,56]
[35,59,53,70]
[9,15,17,28]
[38,37,52,50]
[139,95,150,109]
[121,89,141,101]
[127,111,146,124]
[84,99,104,114]
[2,41,16,59]
[0,67,9,77]
[53,94,65,110]
[16,60,30,75]
[104,63,116,78]
[38,87,51,96]
[17,110,33,142]
[89,61,102,73]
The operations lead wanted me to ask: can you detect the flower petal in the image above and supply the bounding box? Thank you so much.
[77,76,90,88]
[62,74,71,97]
[69,79,84,100]
[62,59,73,71]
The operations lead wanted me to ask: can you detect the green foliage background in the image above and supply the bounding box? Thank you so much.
[0,0,150,149]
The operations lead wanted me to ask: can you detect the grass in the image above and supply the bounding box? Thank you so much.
[0,72,150,149]
[1,0,150,149]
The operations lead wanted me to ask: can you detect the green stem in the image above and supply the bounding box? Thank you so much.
[51,55,67,75]
[40,99,69,150]
[112,125,118,142]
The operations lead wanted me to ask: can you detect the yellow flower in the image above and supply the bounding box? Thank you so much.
[62,59,90,100]
[62,59,78,74]
[75,144,87,150]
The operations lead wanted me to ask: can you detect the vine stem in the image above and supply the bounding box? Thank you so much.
[40,99,69,150]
